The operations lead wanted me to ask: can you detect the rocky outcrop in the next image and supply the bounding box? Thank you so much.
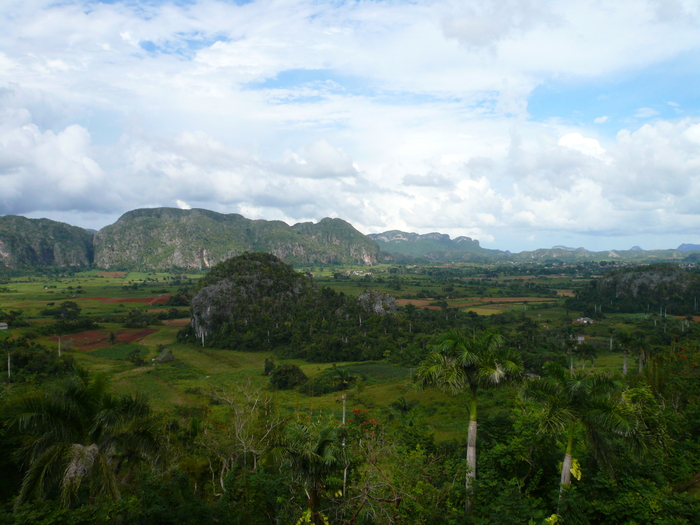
[0,216,93,268]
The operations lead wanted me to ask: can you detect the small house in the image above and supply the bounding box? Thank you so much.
[0,322,8,330]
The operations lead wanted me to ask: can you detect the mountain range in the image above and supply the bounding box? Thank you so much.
[0,208,698,269]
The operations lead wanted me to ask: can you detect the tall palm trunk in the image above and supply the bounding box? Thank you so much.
[623,350,628,376]
[557,429,575,513]
[309,487,323,525]
[466,393,477,512]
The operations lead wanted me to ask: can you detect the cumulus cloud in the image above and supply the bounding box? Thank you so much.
[278,140,358,179]
[442,0,557,52]
[0,108,110,215]
[558,133,606,158]
[1,0,700,250]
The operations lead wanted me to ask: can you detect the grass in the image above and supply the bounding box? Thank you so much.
[0,265,612,440]
[89,343,149,360]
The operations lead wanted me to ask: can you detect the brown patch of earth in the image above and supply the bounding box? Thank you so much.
[397,297,556,308]
[52,328,158,351]
[162,318,191,327]
[96,272,127,278]
[675,316,700,323]
[83,296,171,305]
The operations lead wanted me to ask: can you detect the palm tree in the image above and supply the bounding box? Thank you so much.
[332,366,355,391]
[413,329,521,512]
[520,363,641,508]
[631,331,649,374]
[573,342,598,369]
[270,421,346,525]
[616,331,633,376]
[11,371,159,508]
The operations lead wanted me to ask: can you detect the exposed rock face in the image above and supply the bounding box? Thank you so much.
[94,208,379,269]
[357,290,397,316]
[0,216,94,268]
[600,264,690,299]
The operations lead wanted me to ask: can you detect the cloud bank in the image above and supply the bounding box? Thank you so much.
[1,0,699,251]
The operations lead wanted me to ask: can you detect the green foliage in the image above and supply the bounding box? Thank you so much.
[1,338,75,383]
[567,263,700,316]
[89,343,149,361]
[269,363,308,390]
[9,372,160,508]
[263,357,276,376]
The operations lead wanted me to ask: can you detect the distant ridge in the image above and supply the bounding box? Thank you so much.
[93,208,379,269]
[677,244,700,252]
[368,229,498,262]
[2,208,700,269]
[0,215,94,268]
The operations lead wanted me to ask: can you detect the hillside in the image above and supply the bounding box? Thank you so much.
[0,215,94,268]
[184,252,398,361]
[368,230,502,262]
[93,208,379,269]
[565,263,700,315]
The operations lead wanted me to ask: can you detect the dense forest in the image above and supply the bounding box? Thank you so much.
[1,257,700,524]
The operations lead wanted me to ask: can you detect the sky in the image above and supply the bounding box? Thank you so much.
[1,0,700,253]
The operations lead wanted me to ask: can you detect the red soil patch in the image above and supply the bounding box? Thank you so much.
[397,296,556,309]
[52,329,158,351]
[96,272,127,278]
[162,318,191,327]
[83,296,171,305]
[675,316,700,323]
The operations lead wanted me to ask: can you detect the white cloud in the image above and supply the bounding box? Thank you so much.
[1,0,700,251]
[176,200,191,210]
[634,107,661,119]
[558,133,606,158]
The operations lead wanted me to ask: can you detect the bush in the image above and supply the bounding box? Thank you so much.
[269,363,307,390]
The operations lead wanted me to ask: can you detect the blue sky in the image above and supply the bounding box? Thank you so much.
[1,0,700,252]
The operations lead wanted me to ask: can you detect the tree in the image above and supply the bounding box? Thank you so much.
[631,331,649,374]
[10,371,160,508]
[573,342,598,369]
[269,422,346,525]
[520,363,641,510]
[331,366,355,391]
[413,329,521,512]
[616,332,633,376]
[270,363,308,390]
[56,301,81,320]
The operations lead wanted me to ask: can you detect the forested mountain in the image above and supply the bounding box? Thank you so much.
[94,208,379,269]
[183,252,415,362]
[3,208,700,270]
[566,263,700,315]
[0,215,93,268]
[368,230,500,262]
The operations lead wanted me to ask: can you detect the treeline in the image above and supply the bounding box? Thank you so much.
[566,263,700,316]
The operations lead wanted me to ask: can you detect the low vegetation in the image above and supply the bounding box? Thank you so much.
[1,258,700,524]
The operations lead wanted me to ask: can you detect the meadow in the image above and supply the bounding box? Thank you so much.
[0,263,630,435]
